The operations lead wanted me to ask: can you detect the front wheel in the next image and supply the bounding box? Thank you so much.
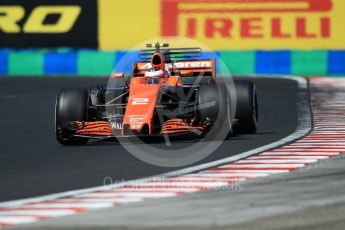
[198,84,233,140]
[55,88,89,145]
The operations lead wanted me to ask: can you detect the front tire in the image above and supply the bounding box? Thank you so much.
[55,88,89,145]
[198,84,232,139]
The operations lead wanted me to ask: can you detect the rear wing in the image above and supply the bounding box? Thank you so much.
[134,59,216,81]
[139,47,202,61]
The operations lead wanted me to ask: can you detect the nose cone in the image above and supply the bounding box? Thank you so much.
[122,84,161,135]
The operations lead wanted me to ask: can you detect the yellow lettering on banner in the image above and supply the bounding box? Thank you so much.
[24,6,81,33]
[98,0,160,50]
[0,6,24,33]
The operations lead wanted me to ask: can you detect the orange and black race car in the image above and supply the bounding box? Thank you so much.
[55,43,258,145]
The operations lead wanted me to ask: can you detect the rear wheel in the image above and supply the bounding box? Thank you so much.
[55,88,89,145]
[198,84,232,139]
[234,81,258,134]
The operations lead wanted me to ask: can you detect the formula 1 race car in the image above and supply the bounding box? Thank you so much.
[55,43,258,145]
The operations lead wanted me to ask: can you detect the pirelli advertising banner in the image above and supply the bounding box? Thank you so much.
[0,0,97,48]
[99,0,345,50]
[1,0,344,50]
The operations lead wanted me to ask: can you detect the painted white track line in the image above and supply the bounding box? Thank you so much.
[2,76,345,228]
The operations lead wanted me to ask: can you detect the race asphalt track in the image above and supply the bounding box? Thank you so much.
[0,77,299,202]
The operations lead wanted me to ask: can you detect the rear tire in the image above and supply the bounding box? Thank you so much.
[234,81,258,134]
[55,88,89,145]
